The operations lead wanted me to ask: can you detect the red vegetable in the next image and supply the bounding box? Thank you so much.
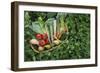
[39,40,46,46]
[42,33,48,39]
[44,39,49,44]
[36,34,42,40]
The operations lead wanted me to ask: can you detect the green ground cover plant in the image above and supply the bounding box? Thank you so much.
[24,11,90,61]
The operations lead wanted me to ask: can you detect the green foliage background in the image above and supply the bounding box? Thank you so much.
[24,11,90,61]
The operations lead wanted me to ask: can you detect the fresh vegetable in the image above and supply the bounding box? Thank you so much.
[29,39,39,45]
[30,22,44,34]
[56,32,60,39]
[38,46,44,51]
[44,44,51,49]
[39,40,46,46]
[53,40,61,45]
[36,34,43,40]
[44,39,49,44]
[56,12,68,39]
[45,18,55,43]
[42,33,48,39]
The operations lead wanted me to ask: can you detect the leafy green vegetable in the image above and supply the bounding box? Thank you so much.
[45,18,55,43]
[30,22,44,34]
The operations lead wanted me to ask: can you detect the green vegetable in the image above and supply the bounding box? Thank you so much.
[45,18,55,44]
[56,12,68,35]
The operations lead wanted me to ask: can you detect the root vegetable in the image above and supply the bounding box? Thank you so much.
[42,33,48,39]
[38,46,44,51]
[53,40,61,45]
[39,40,46,46]
[36,34,43,40]
[30,39,39,45]
[44,39,49,44]
[44,45,51,49]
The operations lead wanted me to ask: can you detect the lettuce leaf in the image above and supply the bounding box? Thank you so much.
[30,21,44,34]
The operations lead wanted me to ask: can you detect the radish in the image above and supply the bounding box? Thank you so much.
[36,34,43,40]
[39,40,46,46]
[42,33,48,39]
[30,39,39,45]
[44,39,49,44]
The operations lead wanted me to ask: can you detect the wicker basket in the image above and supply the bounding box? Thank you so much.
[30,37,68,53]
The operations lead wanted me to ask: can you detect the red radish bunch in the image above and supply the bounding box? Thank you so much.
[35,33,49,47]
[39,40,46,46]
[36,34,43,40]
[42,33,48,39]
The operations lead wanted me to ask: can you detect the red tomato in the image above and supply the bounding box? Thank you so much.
[39,40,46,46]
[36,34,42,40]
